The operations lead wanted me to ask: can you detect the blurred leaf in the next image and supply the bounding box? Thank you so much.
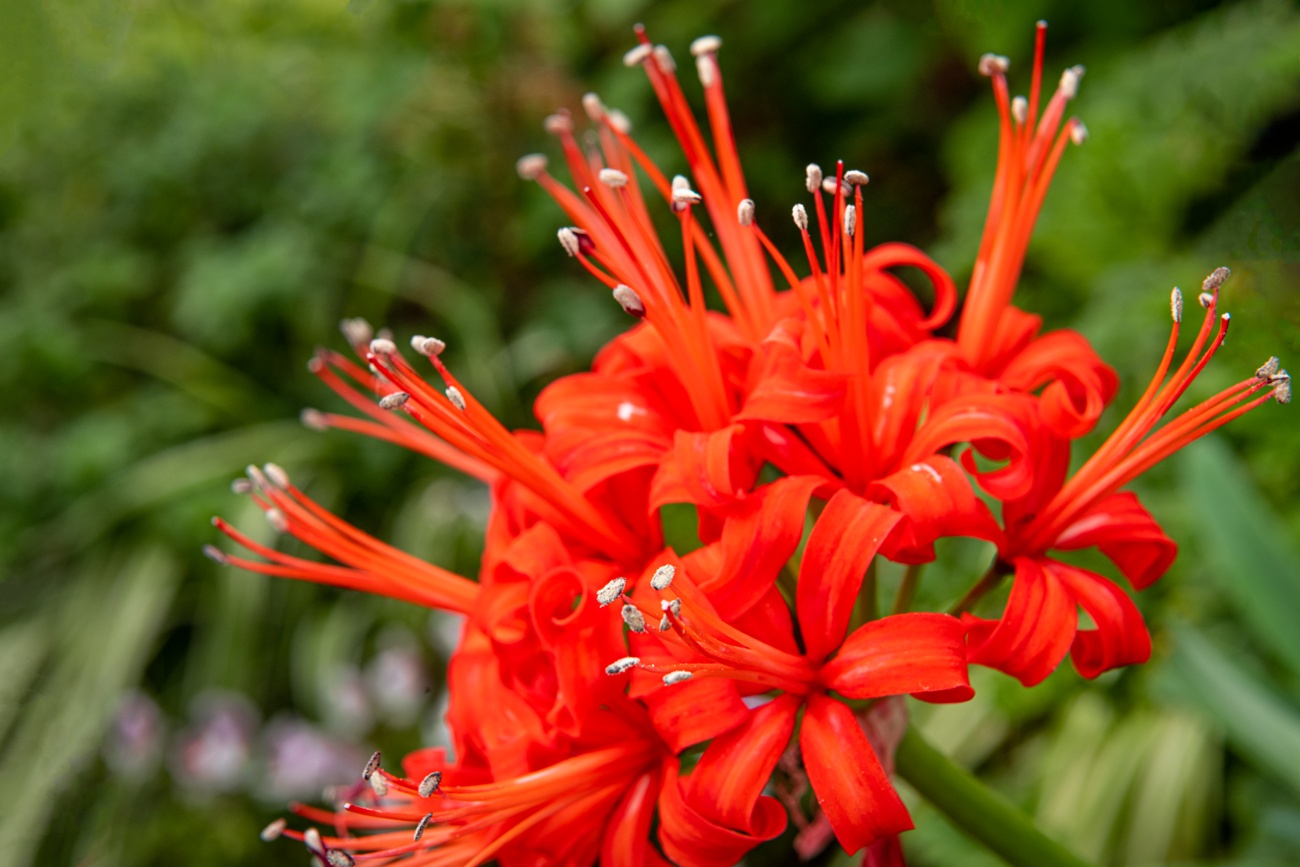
[1178,436,1300,674]
[1165,625,1300,801]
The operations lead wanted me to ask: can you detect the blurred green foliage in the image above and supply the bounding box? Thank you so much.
[0,1,1296,865]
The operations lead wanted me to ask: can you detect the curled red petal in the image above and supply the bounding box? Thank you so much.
[642,676,751,754]
[1053,491,1177,590]
[963,556,1076,687]
[801,694,913,855]
[738,317,848,424]
[1049,561,1152,678]
[797,490,903,662]
[860,242,958,331]
[999,328,1118,439]
[904,393,1037,501]
[601,767,670,867]
[657,761,787,867]
[649,425,757,512]
[870,454,1002,564]
[821,613,972,703]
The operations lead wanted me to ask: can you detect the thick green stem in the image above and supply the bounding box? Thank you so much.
[891,563,922,614]
[895,727,1093,867]
[949,559,1010,615]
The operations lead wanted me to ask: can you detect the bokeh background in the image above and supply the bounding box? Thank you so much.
[0,0,1297,865]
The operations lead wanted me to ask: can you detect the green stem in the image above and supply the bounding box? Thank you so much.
[891,563,923,614]
[949,559,1009,616]
[895,727,1093,867]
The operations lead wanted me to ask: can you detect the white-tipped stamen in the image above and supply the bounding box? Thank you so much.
[368,338,397,356]
[1070,119,1088,145]
[265,508,288,534]
[340,318,373,346]
[621,604,647,633]
[792,204,809,232]
[1011,95,1028,125]
[1257,357,1281,380]
[1060,65,1085,99]
[1274,372,1292,405]
[445,387,466,411]
[411,335,446,357]
[821,177,849,196]
[369,772,388,798]
[659,614,671,631]
[413,813,433,842]
[844,204,857,238]
[246,464,268,488]
[737,198,755,226]
[263,464,289,489]
[650,564,675,591]
[260,818,287,842]
[1203,266,1231,293]
[843,169,869,187]
[663,671,693,685]
[653,45,675,73]
[599,168,629,188]
[231,477,253,495]
[660,597,682,617]
[1199,291,1215,309]
[418,771,442,798]
[378,392,410,411]
[326,851,355,867]
[203,544,229,565]
[557,227,581,257]
[515,154,548,180]
[605,656,640,675]
[596,577,627,607]
[695,55,716,88]
[1171,288,1183,324]
[607,109,632,134]
[623,43,653,67]
[805,163,823,194]
[582,93,605,121]
[612,284,646,317]
[301,408,329,431]
[304,828,324,853]
[978,53,1009,77]
[671,175,701,205]
[543,113,572,135]
[689,35,722,56]
[362,751,382,780]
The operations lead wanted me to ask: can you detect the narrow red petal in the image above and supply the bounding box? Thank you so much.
[1052,491,1177,589]
[1049,561,1152,678]
[821,613,972,703]
[870,455,1002,563]
[963,556,1076,687]
[657,760,787,867]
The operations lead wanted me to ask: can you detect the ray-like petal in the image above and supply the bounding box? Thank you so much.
[821,613,972,702]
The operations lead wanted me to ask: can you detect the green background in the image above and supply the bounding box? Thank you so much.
[0,0,1297,864]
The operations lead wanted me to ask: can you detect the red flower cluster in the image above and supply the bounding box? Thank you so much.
[210,23,1289,867]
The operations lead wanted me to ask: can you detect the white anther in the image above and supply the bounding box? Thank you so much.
[660,597,682,617]
[362,750,382,780]
[1203,266,1231,293]
[822,177,849,196]
[622,604,647,633]
[413,813,432,842]
[659,614,671,631]
[663,671,693,685]
[326,851,355,867]
[245,464,267,488]
[599,168,629,188]
[265,508,288,534]
[671,183,702,206]
[368,771,388,798]
[368,338,397,356]
[1170,288,1183,324]
[263,463,290,489]
[978,53,1009,77]
[304,828,324,853]
[411,335,446,357]
[650,564,675,591]
[623,43,654,67]
[612,285,646,317]
[690,35,722,57]
[418,771,442,798]
[607,109,632,134]
[444,387,466,411]
[260,818,287,842]
[203,544,229,565]
[301,408,329,431]
[1199,291,1215,309]
[653,45,675,73]
[695,55,717,88]
[231,477,253,495]
[515,154,548,180]
[843,169,869,187]
[1275,372,1292,405]
[605,656,640,675]
[378,392,410,411]
[340,317,373,346]
[557,227,581,257]
[1011,96,1028,125]
[1059,65,1085,99]
[596,577,627,607]
[792,203,809,232]
[543,113,572,135]
[1070,119,1088,145]
[844,204,857,238]
[805,163,823,194]
[582,93,605,121]
[737,198,755,226]
[1257,357,1281,379]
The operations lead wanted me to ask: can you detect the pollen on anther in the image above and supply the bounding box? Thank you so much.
[623,43,654,67]
[362,750,381,780]
[596,577,627,607]
[650,564,675,591]
[844,169,869,187]
[543,113,573,135]
[265,508,288,534]
[301,408,330,431]
[516,154,548,180]
[663,671,693,685]
[605,656,640,675]
[304,828,324,853]
[326,851,355,867]
[1011,96,1028,125]
[379,392,410,411]
[1070,119,1088,145]
[844,205,857,238]
[660,597,682,617]
[260,818,287,842]
[612,285,646,317]
[1203,266,1232,293]
[653,45,676,73]
[671,175,701,205]
[369,337,397,356]
[690,35,722,56]
[1257,357,1281,380]
[445,387,467,411]
[418,771,442,798]
[599,168,629,188]
[1275,373,1292,405]
[622,604,647,633]
[792,204,809,232]
[411,335,447,357]
[263,463,289,489]
[582,93,605,121]
[231,477,253,495]
[1170,288,1183,323]
[1199,292,1214,309]
[558,227,581,257]
[738,198,755,226]
[369,771,388,798]
[659,614,670,631]
[978,53,1009,77]
[805,164,822,194]
[1060,65,1085,99]
[414,813,433,842]
[203,544,229,565]
[607,109,632,133]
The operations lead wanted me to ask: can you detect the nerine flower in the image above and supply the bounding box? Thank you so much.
[209,22,1289,866]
